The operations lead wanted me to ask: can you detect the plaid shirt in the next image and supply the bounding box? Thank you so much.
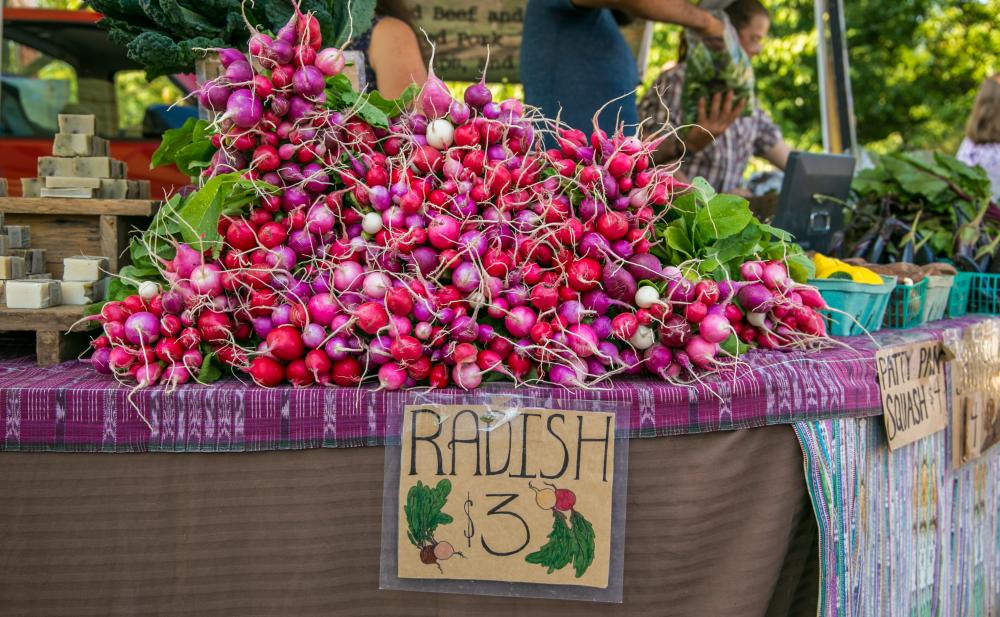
[638,63,783,193]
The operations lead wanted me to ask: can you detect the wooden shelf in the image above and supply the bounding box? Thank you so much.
[0,304,94,332]
[0,197,158,217]
[0,304,97,366]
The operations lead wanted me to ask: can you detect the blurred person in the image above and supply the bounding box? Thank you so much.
[346,0,427,98]
[957,74,1000,200]
[638,0,791,194]
[521,0,724,136]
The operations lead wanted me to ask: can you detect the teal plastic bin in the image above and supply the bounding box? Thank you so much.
[921,275,953,323]
[966,272,1000,314]
[884,278,929,329]
[948,272,972,317]
[809,275,897,337]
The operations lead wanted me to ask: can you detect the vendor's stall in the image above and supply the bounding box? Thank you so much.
[2,3,1000,615]
[2,318,999,616]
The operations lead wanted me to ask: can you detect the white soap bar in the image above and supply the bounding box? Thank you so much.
[63,256,109,281]
[52,134,107,157]
[41,187,95,199]
[5,226,30,249]
[37,156,75,178]
[45,176,101,189]
[61,278,107,305]
[5,280,61,308]
[58,114,96,135]
[0,256,26,280]
[20,178,41,198]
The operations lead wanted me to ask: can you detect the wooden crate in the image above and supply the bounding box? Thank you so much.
[0,198,158,279]
[0,305,96,366]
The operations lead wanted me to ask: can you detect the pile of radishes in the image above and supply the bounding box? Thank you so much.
[87,8,831,391]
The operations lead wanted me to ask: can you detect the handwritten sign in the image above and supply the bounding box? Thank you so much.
[946,320,1000,465]
[396,404,616,589]
[875,340,948,450]
[408,1,651,82]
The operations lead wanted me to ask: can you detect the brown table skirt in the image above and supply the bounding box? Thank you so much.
[0,425,817,617]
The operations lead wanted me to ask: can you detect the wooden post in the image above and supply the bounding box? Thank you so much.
[100,215,119,273]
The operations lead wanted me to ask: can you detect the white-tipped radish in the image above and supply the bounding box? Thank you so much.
[746,312,767,328]
[426,118,455,149]
[362,212,383,234]
[138,280,161,301]
[629,324,655,350]
[634,285,660,309]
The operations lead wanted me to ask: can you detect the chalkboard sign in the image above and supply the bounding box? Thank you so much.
[407,1,651,82]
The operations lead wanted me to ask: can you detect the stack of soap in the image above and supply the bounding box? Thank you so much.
[4,279,61,309]
[20,114,151,199]
[2,225,29,249]
[61,256,110,305]
[11,249,46,275]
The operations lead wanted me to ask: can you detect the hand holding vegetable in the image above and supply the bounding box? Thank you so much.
[687,91,747,152]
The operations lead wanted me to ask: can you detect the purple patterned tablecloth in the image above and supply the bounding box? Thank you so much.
[0,317,990,453]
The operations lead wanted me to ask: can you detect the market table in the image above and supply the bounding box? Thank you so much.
[1,317,998,616]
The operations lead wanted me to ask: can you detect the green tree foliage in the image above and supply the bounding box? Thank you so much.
[644,0,1000,153]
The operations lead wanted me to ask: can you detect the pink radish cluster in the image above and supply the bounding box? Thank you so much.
[86,9,831,391]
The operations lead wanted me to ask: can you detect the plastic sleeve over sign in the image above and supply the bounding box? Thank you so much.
[380,387,631,603]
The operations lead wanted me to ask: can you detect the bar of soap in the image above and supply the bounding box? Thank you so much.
[11,249,46,274]
[45,176,101,189]
[37,157,75,178]
[61,278,107,305]
[53,134,108,157]
[63,256,109,281]
[0,235,7,256]
[40,187,95,199]
[27,273,52,280]
[4,280,61,309]
[72,157,113,178]
[0,256,25,280]
[58,114,96,135]
[20,178,41,198]
[4,226,30,249]
[97,179,129,199]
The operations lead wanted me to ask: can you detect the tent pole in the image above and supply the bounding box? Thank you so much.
[814,0,857,154]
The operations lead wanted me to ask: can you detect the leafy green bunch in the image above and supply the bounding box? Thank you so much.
[681,17,755,126]
[525,510,595,578]
[651,178,815,283]
[405,480,454,549]
[846,151,1000,270]
[84,0,376,78]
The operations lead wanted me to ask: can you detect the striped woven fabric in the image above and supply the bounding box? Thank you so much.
[0,316,991,453]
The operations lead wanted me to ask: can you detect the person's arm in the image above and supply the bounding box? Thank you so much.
[368,17,428,99]
[651,90,745,164]
[763,141,791,170]
[752,110,790,170]
[573,0,723,36]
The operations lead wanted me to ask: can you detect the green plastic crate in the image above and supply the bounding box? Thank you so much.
[808,275,897,337]
[884,278,928,329]
[966,272,1000,314]
[948,272,972,317]
[921,275,953,323]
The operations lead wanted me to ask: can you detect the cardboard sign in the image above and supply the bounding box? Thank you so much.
[946,320,1000,465]
[408,0,651,82]
[397,404,616,589]
[875,340,948,450]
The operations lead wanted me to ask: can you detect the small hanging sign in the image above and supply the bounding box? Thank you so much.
[874,340,948,451]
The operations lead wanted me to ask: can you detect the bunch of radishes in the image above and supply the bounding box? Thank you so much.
[86,8,831,391]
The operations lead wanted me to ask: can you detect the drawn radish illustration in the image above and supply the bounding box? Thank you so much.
[405,479,465,572]
[526,482,595,578]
